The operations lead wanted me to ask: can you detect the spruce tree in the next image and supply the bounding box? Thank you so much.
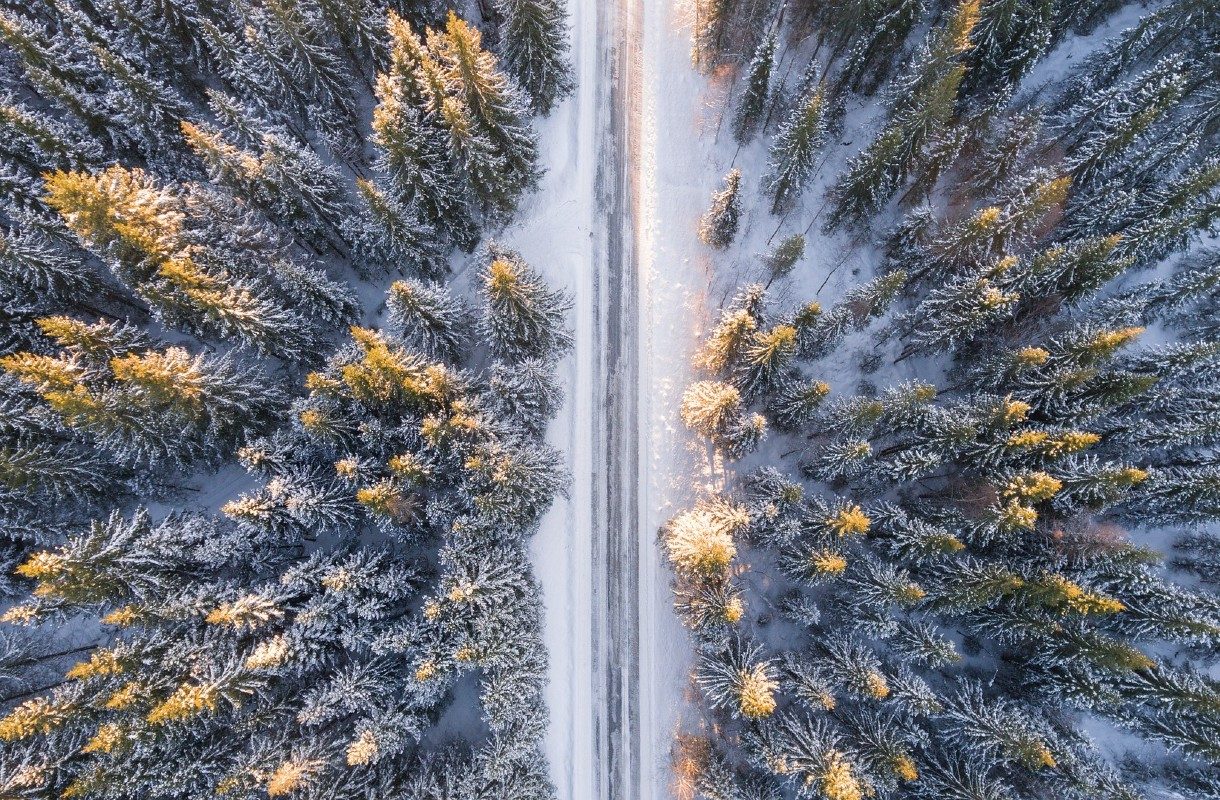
[1,325,281,468]
[492,0,574,114]
[386,278,473,361]
[763,234,806,283]
[41,166,328,358]
[827,0,980,229]
[432,12,539,200]
[479,243,573,362]
[699,168,743,249]
[348,177,445,278]
[373,12,478,250]
[732,31,776,144]
[0,2,570,793]
[766,80,828,213]
[837,0,925,95]
[964,0,1055,99]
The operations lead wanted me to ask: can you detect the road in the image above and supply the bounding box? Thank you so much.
[593,0,644,798]
[519,0,705,797]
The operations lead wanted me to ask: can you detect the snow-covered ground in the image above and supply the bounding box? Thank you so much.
[637,1,725,798]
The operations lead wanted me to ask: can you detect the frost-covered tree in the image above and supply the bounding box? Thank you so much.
[827,0,980,229]
[479,243,573,362]
[733,31,777,144]
[700,168,743,249]
[766,78,828,213]
[763,234,805,284]
[348,177,445,278]
[0,0,571,794]
[432,12,539,202]
[492,0,574,114]
[698,637,778,720]
[41,166,336,359]
[387,279,473,361]
[1,319,281,468]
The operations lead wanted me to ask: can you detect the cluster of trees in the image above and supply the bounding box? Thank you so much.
[0,0,573,797]
[675,1,1220,799]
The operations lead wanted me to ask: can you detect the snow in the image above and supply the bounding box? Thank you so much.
[505,0,865,793]
[623,5,1219,796]
[496,1,1210,796]
[638,1,722,797]
[497,0,599,794]
[504,0,719,795]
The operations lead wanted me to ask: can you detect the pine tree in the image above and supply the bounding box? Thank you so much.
[8,508,212,613]
[899,268,1020,359]
[699,169,743,249]
[0,218,97,306]
[699,294,763,373]
[41,166,325,358]
[826,127,908,230]
[732,31,776,144]
[1113,156,1220,267]
[682,380,744,440]
[0,440,115,507]
[737,324,798,397]
[1019,234,1129,303]
[181,119,350,249]
[492,0,574,114]
[439,94,519,220]
[1058,55,1189,187]
[488,358,563,436]
[240,0,358,129]
[0,96,101,172]
[723,413,767,460]
[86,37,192,159]
[766,80,828,213]
[314,0,384,65]
[964,0,1055,99]
[966,110,1043,198]
[941,682,1058,770]
[750,713,870,799]
[1125,466,1220,526]
[768,375,830,431]
[479,244,573,362]
[675,580,745,639]
[691,0,734,69]
[2,328,281,468]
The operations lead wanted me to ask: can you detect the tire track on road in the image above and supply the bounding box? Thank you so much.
[592,0,643,797]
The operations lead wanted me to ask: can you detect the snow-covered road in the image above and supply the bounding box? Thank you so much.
[593,0,644,798]
[511,0,711,796]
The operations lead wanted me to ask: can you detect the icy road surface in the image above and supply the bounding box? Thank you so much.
[505,0,714,797]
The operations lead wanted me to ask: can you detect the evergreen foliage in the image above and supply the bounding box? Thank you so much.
[492,0,574,114]
[766,74,829,214]
[700,168,743,249]
[0,1,571,795]
[673,3,1220,798]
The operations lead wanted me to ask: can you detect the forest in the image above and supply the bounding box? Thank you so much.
[0,0,574,797]
[672,1,1220,799]
[3,0,1220,797]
